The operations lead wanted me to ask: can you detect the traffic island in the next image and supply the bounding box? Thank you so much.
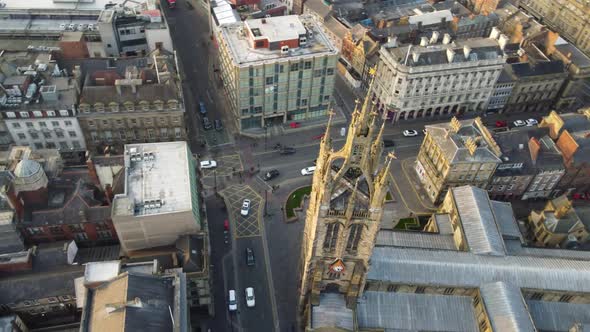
[284,186,312,223]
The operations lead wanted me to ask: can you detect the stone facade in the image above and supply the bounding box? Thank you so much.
[415,117,502,203]
[298,83,392,323]
[520,0,590,57]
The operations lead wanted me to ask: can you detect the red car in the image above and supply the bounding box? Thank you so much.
[495,120,508,128]
[224,219,229,231]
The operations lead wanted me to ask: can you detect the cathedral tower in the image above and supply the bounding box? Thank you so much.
[298,81,393,320]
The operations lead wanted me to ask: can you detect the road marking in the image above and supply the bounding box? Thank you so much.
[257,191,280,332]
[207,89,213,102]
[252,138,346,157]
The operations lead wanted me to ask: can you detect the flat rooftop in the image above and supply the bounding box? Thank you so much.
[245,15,306,44]
[113,141,193,218]
[220,14,337,67]
[2,0,136,12]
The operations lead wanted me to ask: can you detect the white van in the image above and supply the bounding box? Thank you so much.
[228,290,237,311]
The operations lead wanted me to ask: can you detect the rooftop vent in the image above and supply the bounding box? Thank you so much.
[442,33,451,45]
[420,37,428,47]
[281,46,289,54]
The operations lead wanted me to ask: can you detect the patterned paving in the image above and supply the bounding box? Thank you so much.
[220,184,263,238]
[201,154,243,178]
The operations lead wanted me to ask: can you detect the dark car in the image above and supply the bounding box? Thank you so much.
[263,169,280,181]
[279,147,296,155]
[202,117,212,130]
[246,248,255,266]
[199,101,207,115]
[214,119,223,131]
[383,139,395,147]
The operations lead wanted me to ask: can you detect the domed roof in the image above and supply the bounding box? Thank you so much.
[14,159,42,178]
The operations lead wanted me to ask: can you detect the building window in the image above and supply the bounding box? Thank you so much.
[97,230,112,239]
[56,131,64,138]
[34,143,43,149]
[72,141,81,149]
[46,111,55,117]
[49,226,63,234]
[12,123,21,128]
[30,132,39,139]
[304,61,312,69]
[64,120,72,126]
[91,132,98,142]
[559,294,573,303]
[69,224,84,232]
[51,121,59,127]
[17,133,26,140]
[266,77,273,85]
[174,127,182,138]
[147,129,155,139]
[95,222,110,230]
[530,292,544,300]
[20,112,30,118]
[6,112,16,118]
[75,233,89,241]
[43,132,52,139]
[26,122,34,128]
[290,63,299,71]
[39,122,47,127]
[68,131,77,137]
[327,68,334,75]
[323,223,340,251]
[59,142,69,149]
[27,227,44,235]
[346,224,363,252]
[160,128,168,137]
[46,142,56,149]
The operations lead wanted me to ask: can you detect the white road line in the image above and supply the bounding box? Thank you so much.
[207,89,213,102]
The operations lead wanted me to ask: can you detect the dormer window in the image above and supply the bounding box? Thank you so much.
[299,36,307,45]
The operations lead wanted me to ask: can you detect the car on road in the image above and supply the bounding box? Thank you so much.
[513,120,526,127]
[526,118,538,126]
[383,139,395,147]
[246,248,255,266]
[241,199,251,216]
[263,169,280,181]
[228,290,237,311]
[402,130,418,137]
[245,287,255,307]
[224,219,229,231]
[301,166,316,176]
[199,101,207,115]
[59,23,67,30]
[202,117,213,130]
[214,119,223,131]
[199,160,217,169]
[279,147,296,155]
[495,120,508,128]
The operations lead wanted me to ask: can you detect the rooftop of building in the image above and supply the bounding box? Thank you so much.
[384,36,505,68]
[74,51,180,108]
[1,0,146,12]
[27,178,111,226]
[554,37,590,68]
[425,117,502,164]
[493,127,551,176]
[220,15,338,67]
[505,60,566,78]
[84,271,185,331]
[530,135,565,170]
[534,196,590,235]
[0,51,77,112]
[112,141,193,218]
[0,146,64,179]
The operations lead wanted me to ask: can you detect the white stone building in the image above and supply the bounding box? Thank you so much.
[373,32,508,122]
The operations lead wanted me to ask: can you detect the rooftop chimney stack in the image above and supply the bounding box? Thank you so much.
[490,26,501,40]
[446,48,455,63]
[498,34,509,51]
[463,45,472,59]
[420,37,429,47]
[430,31,439,44]
[442,33,451,45]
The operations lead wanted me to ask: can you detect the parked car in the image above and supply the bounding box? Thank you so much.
[78,23,87,31]
[214,119,223,131]
[246,248,255,266]
[245,287,255,307]
[279,147,296,155]
[402,130,418,137]
[513,120,526,127]
[495,120,508,128]
[200,160,217,169]
[68,23,76,30]
[202,116,212,130]
[228,290,237,311]
[199,101,207,115]
[263,169,280,181]
[301,166,316,176]
[59,23,67,30]
[224,219,229,231]
[383,139,395,147]
[88,23,94,31]
[526,118,539,126]
[241,199,251,216]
